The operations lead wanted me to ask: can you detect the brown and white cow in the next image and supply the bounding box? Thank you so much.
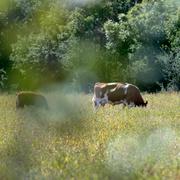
[92,82,148,109]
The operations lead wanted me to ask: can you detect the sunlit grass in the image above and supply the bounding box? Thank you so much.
[0,92,179,179]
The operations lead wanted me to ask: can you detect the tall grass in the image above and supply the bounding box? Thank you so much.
[0,92,179,179]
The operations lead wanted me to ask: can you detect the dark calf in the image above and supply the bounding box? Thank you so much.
[16,91,49,110]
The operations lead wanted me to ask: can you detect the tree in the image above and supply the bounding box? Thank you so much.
[104,0,179,91]
[10,2,72,89]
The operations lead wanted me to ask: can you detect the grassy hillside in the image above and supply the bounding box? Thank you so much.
[0,92,179,179]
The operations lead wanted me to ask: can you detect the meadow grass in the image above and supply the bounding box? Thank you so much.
[0,92,179,179]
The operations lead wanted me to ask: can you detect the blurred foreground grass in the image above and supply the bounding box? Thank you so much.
[0,92,179,179]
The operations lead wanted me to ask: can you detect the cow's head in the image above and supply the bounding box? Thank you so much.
[143,101,148,107]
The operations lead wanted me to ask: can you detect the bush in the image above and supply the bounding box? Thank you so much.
[157,50,180,91]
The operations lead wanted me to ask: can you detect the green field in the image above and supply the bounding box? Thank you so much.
[0,92,179,179]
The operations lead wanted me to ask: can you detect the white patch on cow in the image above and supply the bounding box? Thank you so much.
[128,102,135,108]
[92,93,109,110]
[124,84,129,95]
[109,87,116,93]
[107,82,118,86]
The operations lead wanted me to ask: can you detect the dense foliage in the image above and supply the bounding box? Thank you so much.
[0,0,179,91]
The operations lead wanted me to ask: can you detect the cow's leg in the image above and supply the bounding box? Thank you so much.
[122,103,126,109]
[92,96,99,111]
[125,97,134,108]
[93,101,98,110]
[123,99,135,108]
[93,102,100,112]
[122,99,128,108]
[125,97,135,108]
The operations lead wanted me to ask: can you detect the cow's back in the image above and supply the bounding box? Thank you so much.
[107,83,125,102]
[94,82,118,98]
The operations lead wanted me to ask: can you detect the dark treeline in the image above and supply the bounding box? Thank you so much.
[0,0,179,92]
